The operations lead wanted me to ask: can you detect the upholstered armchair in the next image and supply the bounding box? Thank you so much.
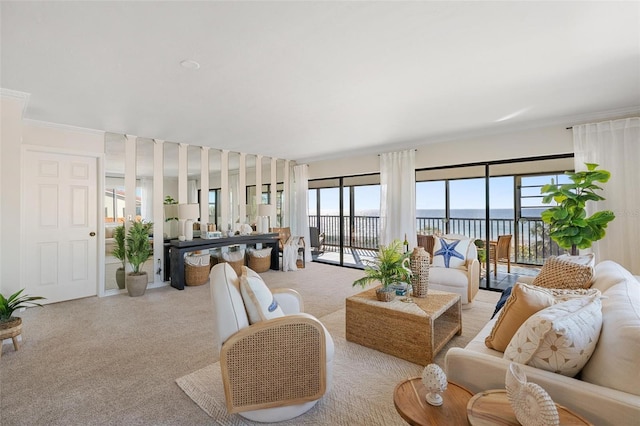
[424,234,480,307]
[209,263,334,422]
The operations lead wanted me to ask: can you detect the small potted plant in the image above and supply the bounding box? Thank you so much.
[112,225,126,290]
[0,289,45,354]
[541,163,615,255]
[125,220,153,297]
[353,239,412,302]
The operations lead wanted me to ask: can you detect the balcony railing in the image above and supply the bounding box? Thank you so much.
[309,215,563,265]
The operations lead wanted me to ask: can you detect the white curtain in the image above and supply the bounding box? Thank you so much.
[228,172,239,226]
[140,178,153,222]
[379,149,416,248]
[291,164,311,260]
[573,117,640,275]
[187,179,198,204]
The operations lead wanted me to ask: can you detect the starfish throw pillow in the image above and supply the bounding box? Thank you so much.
[432,237,470,269]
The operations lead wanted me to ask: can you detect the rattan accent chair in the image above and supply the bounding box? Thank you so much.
[209,263,334,422]
[489,234,512,276]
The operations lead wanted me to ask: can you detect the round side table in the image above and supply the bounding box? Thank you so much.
[467,389,592,426]
[393,377,473,426]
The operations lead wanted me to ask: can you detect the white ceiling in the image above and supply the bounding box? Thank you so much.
[2,1,639,163]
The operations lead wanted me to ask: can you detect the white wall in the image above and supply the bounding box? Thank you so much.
[0,96,105,297]
[0,93,27,296]
[308,125,573,179]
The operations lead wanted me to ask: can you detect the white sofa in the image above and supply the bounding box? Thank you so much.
[445,260,640,425]
[427,234,480,306]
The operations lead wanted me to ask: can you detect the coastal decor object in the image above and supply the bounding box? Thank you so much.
[505,363,559,426]
[410,247,430,297]
[540,163,615,255]
[352,239,412,302]
[421,364,448,406]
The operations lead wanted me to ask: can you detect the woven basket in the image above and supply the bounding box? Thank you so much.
[376,287,395,302]
[248,254,271,273]
[221,258,245,276]
[0,317,22,339]
[185,263,209,286]
[410,247,430,298]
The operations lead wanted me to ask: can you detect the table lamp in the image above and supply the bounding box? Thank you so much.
[178,203,200,241]
[257,204,273,233]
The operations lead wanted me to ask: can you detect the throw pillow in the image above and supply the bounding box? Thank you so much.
[485,283,556,352]
[532,256,594,289]
[432,237,471,269]
[504,296,603,377]
[239,274,284,324]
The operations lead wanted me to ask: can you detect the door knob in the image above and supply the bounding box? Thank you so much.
[89,232,96,237]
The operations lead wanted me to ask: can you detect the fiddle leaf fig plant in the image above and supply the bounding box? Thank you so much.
[540,163,615,255]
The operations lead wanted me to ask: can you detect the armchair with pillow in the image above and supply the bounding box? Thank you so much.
[209,263,334,422]
[427,234,480,306]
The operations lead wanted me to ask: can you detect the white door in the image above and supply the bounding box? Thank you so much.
[23,150,98,303]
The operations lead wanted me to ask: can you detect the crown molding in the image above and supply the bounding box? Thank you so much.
[22,119,105,137]
[0,88,31,117]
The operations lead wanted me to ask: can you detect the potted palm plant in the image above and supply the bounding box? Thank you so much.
[353,239,412,302]
[0,289,45,355]
[112,225,126,289]
[125,220,153,297]
[541,163,615,255]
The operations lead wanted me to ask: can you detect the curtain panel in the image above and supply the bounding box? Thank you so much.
[291,164,312,260]
[573,117,640,274]
[379,149,417,248]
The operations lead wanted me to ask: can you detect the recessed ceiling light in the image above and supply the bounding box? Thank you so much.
[180,59,200,70]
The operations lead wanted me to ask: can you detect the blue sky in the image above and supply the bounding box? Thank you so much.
[310,176,518,214]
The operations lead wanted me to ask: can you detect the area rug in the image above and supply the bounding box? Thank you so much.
[176,291,499,425]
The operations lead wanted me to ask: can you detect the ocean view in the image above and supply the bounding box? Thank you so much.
[316,208,546,219]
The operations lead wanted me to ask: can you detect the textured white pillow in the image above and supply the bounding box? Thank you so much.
[432,237,471,269]
[239,274,284,324]
[504,296,602,377]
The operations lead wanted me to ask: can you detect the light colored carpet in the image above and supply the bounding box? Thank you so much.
[1,261,498,425]
[176,288,499,425]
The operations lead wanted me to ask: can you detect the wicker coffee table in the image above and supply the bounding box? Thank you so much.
[346,287,461,365]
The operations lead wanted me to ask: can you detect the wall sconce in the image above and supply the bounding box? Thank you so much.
[178,203,200,241]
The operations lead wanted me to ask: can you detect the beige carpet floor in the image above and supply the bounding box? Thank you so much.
[177,287,499,425]
[1,261,499,425]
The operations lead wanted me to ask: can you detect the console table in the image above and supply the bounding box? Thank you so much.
[168,233,279,290]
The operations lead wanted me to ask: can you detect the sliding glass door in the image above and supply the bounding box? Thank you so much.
[308,175,380,268]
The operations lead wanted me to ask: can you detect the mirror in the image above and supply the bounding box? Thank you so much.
[163,142,179,239]
[104,133,126,292]
[245,154,256,227]
[136,138,155,284]
[228,151,240,231]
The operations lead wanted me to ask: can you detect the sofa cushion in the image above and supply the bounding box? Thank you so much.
[580,262,640,396]
[503,296,602,377]
[210,263,249,349]
[432,237,471,269]
[590,260,634,293]
[485,283,556,352]
[428,267,470,288]
[240,274,285,324]
[532,255,594,289]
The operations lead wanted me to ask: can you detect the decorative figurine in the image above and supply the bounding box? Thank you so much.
[422,364,448,406]
[505,363,559,426]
